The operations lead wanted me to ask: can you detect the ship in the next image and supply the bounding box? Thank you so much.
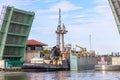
[22,45,70,72]
[22,59,69,72]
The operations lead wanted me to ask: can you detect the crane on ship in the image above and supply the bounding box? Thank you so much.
[75,44,86,56]
[71,44,86,57]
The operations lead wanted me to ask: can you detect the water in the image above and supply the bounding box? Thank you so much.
[0,70,120,80]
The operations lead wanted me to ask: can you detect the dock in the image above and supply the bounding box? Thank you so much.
[95,56,120,71]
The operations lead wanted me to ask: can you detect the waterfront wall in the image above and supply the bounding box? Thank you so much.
[70,52,95,70]
[77,56,95,70]
[95,56,120,65]
[95,56,112,65]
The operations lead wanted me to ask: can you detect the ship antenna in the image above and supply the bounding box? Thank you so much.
[59,8,61,25]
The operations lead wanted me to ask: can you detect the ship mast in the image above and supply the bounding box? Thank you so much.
[56,9,68,52]
[59,8,61,25]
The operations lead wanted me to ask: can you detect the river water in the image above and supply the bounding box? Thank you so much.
[0,70,120,80]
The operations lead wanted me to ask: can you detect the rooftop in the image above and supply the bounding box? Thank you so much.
[27,39,48,46]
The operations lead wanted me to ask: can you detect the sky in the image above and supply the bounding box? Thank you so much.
[0,0,120,54]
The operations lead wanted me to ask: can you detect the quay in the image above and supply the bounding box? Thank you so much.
[95,56,120,71]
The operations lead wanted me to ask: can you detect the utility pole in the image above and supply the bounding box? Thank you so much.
[89,34,92,51]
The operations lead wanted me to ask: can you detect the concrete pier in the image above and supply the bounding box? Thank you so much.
[95,56,120,71]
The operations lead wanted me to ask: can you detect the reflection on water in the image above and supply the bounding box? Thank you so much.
[0,72,26,80]
[1,70,120,80]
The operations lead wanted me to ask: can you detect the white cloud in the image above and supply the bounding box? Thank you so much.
[92,0,111,16]
[48,14,85,20]
[0,0,37,12]
[94,5,109,14]
[1,0,34,6]
[94,0,108,4]
[37,0,82,13]
[37,0,57,3]
[31,26,55,34]
[71,15,85,19]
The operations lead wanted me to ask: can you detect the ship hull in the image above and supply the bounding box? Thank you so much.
[22,60,69,72]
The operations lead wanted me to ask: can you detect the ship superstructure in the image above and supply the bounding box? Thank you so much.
[56,9,67,52]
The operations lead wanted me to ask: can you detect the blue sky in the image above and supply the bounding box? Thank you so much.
[0,0,120,54]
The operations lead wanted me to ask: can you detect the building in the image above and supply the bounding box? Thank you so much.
[25,39,47,62]
[0,6,35,68]
[26,39,47,51]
